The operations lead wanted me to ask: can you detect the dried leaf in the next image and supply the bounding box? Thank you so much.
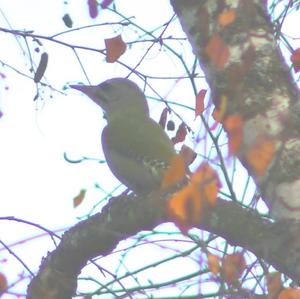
[167,183,201,233]
[62,13,73,28]
[172,122,187,144]
[218,9,236,27]
[223,114,243,155]
[161,154,186,190]
[205,34,229,70]
[34,52,48,83]
[279,288,300,299]
[207,253,220,275]
[195,89,207,118]
[179,145,197,167]
[73,189,87,208]
[245,138,275,176]
[266,272,282,298]
[192,163,220,206]
[291,48,300,73]
[222,252,246,285]
[167,120,175,131]
[167,163,220,232]
[105,35,127,63]
[101,0,114,9]
[88,0,98,18]
[0,272,7,292]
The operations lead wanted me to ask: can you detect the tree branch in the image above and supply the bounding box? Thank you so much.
[27,192,300,298]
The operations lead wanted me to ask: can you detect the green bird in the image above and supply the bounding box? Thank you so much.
[70,78,176,195]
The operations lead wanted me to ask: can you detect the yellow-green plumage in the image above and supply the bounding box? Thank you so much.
[71,78,175,195]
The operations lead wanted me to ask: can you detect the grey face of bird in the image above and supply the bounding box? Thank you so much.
[70,78,150,118]
[70,84,109,111]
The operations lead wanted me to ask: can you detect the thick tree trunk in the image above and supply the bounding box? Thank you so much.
[171,0,300,221]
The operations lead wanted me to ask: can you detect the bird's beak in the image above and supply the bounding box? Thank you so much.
[70,84,93,96]
[70,84,108,110]
[70,84,99,102]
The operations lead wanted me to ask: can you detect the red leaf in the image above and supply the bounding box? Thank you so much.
[195,89,207,117]
[0,272,7,292]
[105,35,127,63]
[291,48,300,73]
[172,122,187,144]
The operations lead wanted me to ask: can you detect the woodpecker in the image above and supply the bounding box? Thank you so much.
[70,78,176,195]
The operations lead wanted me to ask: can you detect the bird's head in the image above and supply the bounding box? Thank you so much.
[70,78,150,120]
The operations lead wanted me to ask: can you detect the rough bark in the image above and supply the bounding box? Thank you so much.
[171,0,300,220]
[27,192,300,298]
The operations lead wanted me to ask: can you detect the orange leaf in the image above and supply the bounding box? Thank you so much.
[167,163,220,232]
[279,288,300,299]
[105,35,127,63]
[218,9,236,27]
[245,138,275,176]
[192,163,220,206]
[205,34,230,70]
[159,107,169,129]
[223,115,243,155]
[195,89,207,117]
[207,253,220,275]
[291,48,300,73]
[88,0,98,18]
[161,154,186,190]
[222,252,246,285]
[0,272,7,292]
[167,184,201,233]
[73,189,87,208]
[266,272,282,298]
[172,122,187,144]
